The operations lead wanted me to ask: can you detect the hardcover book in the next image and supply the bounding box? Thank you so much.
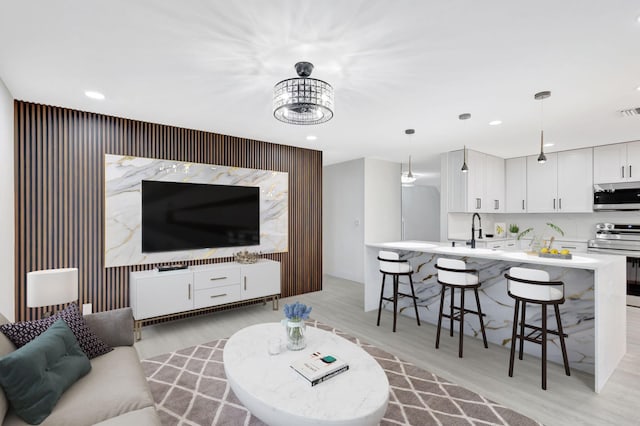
[290,352,349,386]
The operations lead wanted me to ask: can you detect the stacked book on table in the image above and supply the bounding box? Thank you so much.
[290,352,349,386]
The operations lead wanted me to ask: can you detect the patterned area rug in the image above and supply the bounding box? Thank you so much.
[142,321,542,426]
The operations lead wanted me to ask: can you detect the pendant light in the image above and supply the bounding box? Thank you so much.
[459,113,471,172]
[401,129,417,185]
[535,91,551,163]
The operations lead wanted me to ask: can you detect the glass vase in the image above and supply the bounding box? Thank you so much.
[286,319,306,350]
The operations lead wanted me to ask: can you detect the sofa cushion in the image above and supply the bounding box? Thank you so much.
[0,313,15,424]
[0,320,91,425]
[0,303,112,359]
[3,346,156,426]
[92,407,160,426]
[83,307,134,347]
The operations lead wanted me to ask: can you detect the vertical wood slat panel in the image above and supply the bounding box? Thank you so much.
[14,100,323,321]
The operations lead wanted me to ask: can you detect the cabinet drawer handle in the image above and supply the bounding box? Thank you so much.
[494,200,499,210]
[561,245,577,249]
[244,277,247,291]
[630,165,633,178]
[210,293,228,298]
[210,277,227,281]
[553,199,556,209]
[622,166,625,178]
[559,198,562,210]
[522,200,525,210]
[188,284,191,300]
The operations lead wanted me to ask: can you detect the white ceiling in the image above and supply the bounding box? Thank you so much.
[1,1,640,186]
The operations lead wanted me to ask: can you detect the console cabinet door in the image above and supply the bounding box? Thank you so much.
[484,154,505,213]
[505,157,527,212]
[625,141,640,181]
[241,261,281,300]
[131,272,193,319]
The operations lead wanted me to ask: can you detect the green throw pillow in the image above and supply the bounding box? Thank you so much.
[0,319,91,425]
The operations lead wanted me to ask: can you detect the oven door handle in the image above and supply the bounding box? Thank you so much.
[587,247,640,257]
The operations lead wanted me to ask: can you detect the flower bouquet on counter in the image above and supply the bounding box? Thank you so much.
[283,302,312,351]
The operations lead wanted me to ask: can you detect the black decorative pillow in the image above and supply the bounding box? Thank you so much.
[0,303,112,359]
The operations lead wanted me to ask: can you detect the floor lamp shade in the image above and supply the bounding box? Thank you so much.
[26,268,79,308]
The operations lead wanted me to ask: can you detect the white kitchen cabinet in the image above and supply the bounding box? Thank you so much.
[446,149,504,213]
[240,261,281,300]
[505,157,527,212]
[557,148,593,212]
[527,153,558,213]
[484,154,505,212]
[527,148,592,213]
[593,141,640,184]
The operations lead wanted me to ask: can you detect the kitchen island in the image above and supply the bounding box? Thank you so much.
[364,241,626,393]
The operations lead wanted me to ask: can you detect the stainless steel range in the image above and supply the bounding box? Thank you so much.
[588,223,640,304]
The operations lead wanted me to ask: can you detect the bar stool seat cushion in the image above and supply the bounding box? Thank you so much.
[508,267,563,301]
[378,251,412,274]
[436,258,478,286]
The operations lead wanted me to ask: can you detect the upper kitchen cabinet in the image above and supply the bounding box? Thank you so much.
[447,149,504,213]
[505,156,527,212]
[527,148,593,213]
[594,141,640,184]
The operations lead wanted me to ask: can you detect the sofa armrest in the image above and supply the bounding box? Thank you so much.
[84,307,134,347]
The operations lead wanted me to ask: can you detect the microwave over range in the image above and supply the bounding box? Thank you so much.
[593,182,640,211]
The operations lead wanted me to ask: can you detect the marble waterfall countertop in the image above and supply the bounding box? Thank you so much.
[364,240,627,393]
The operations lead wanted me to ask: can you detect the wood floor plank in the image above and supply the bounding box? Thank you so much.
[134,275,640,426]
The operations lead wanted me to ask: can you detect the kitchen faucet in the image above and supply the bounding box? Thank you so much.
[469,213,483,249]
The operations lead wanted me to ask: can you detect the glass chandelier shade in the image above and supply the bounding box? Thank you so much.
[273,62,334,125]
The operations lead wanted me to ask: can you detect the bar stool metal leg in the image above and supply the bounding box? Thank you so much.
[459,288,465,358]
[542,304,548,390]
[435,285,445,349]
[474,288,488,348]
[376,274,386,327]
[519,301,527,360]
[409,275,421,326]
[392,275,399,333]
[449,287,454,337]
[555,304,571,376]
[509,299,520,377]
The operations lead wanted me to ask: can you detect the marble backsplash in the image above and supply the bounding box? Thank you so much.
[382,252,595,375]
[104,154,288,267]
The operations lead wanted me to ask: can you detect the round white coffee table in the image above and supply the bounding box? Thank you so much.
[223,323,389,426]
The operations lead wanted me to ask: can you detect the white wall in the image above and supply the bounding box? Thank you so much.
[0,77,14,321]
[323,159,365,282]
[364,158,401,243]
[402,185,440,241]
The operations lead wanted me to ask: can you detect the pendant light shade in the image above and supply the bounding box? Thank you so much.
[535,91,551,164]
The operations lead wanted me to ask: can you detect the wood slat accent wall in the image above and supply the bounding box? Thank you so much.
[14,100,322,321]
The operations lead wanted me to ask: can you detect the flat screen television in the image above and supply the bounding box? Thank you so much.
[141,180,260,253]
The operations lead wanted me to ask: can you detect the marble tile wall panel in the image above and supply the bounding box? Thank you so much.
[105,154,288,267]
[379,251,595,375]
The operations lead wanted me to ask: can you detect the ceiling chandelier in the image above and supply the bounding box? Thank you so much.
[401,129,417,185]
[273,62,334,125]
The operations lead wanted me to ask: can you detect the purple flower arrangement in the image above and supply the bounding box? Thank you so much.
[283,301,312,322]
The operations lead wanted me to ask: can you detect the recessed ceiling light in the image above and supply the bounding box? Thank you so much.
[84,90,105,100]
[306,135,317,141]
[488,120,502,126]
[544,143,554,147]
[636,86,640,91]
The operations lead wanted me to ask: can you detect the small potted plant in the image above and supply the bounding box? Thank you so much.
[508,224,519,238]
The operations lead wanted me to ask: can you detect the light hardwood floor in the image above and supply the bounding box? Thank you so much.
[135,275,640,426]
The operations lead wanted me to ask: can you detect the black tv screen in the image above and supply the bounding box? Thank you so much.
[141,180,260,253]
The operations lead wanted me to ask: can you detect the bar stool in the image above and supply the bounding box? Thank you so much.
[376,250,421,332]
[434,258,488,358]
[504,267,571,390]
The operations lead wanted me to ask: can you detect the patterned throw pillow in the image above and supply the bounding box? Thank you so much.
[0,303,112,359]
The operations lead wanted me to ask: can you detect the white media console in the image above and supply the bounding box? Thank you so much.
[130,259,281,339]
